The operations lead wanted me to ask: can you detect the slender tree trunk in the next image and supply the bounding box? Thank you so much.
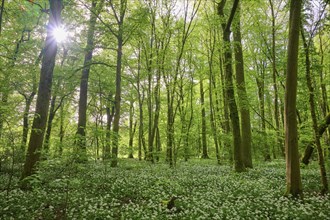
[256,66,270,161]
[233,3,252,168]
[21,0,62,182]
[0,0,4,35]
[218,0,245,172]
[0,92,8,140]
[21,93,36,156]
[44,95,56,155]
[146,59,154,162]
[104,93,114,159]
[149,70,161,162]
[136,44,146,161]
[128,100,135,158]
[301,29,328,194]
[318,33,330,148]
[284,0,303,197]
[58,103,64,156]
[269,0,283,157]
[155,127,161,162]
[166,89,174,167]
[219,49,231,162]
[200,79,209,159]
[209,71,221,164]
[110,0,127,168]
[76,0,101,161]
[111,31,124,167]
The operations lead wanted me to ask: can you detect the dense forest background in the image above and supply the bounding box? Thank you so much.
[0,0,330,218]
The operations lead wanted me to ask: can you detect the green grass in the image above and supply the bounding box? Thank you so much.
[1,159,329,219]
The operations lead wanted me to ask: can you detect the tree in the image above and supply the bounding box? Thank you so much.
[21,0,62,182]
[268,0,283,157]
[300,2,328,193]
[199,78,209,159]
[110,0,127,167]
[76,0,104,161]
[233,2,252,168]
[284,0,303,197]
[0,0,4,35]
[218,0,245,172]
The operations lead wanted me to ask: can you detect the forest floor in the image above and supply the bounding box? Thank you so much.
[1,158,330,219]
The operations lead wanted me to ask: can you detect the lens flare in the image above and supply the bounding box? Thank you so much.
[52,26,67,43]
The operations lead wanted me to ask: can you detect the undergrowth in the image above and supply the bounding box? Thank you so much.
[0,159,329,219]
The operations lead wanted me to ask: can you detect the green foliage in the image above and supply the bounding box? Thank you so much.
[1,159,330,219]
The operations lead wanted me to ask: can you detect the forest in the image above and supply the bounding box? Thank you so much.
[0,0,330,219]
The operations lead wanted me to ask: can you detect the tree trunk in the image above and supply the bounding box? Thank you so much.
[284,0,303,197]
[166,90,174,167]
[0,0,5,35]
[44,95,56,155]
[301,29,328,194]
[219,42,231,162]
[111,38,123,167]
[21,93,36,158]
[155,127,161,162]
[200,79,209,159]
[318,33,330,151]
[218,0,245,172]
[209,71,221,164]
[302,114,330,165]
[149,71,161,162]
[58,103,64,156]
[105,93,114,159]
[256,66,270,161]
[21,0,62,182]
[111,29,124,167]
[269,0,283,157]
[76,0,101,161]
[233,3,252,168]
[128,100,135,158]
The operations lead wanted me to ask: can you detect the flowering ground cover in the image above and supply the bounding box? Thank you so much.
[1,159,329,219]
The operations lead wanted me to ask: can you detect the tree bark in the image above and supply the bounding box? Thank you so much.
[128,99,135,158]
[233,3,252,168]
[268,0,283,157]
[20,92,36,157]
[111,34,123,167]
[200,79,209,159]
[318,33,330,150]
[301,28,328,193]
[111,0,127,167]
[284,0,303,197]
[218,0,245,172]
[105,93,114,159]
[0,0,5,35]
[137,45,145,161]
[76,0,102,161]
[21,0,62,182]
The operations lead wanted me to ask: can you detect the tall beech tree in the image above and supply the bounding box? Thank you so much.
[233,2,252,168]
[284,0,302,197]
[218,0,245,172]
[76,0,104,161]
[199,78,209,159]
[21,0,62,181]
[108,0,127,167]
[301,11,328,193]
[268,0,283,157]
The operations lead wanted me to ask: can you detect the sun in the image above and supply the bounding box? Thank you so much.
[52,26,68,43]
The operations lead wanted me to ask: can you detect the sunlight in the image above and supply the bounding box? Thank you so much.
[52,26,68,43]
